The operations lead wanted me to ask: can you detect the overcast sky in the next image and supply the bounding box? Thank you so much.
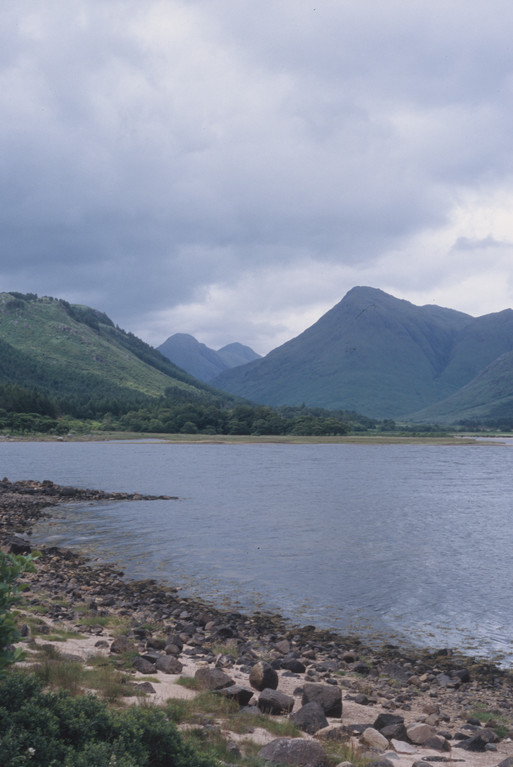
[2,1,513,354]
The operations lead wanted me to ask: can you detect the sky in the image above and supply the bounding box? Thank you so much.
[2,1,513,355]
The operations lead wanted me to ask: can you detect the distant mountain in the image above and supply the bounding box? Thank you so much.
[211,287,513,421]
[407,350,513,424]
[0,292,225,406]
[157,334,260,383]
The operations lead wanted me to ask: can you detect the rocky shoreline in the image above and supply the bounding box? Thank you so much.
[2,478,513,767]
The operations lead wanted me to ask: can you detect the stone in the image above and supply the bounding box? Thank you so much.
[110,636,136,654]
[374,714,407,741]
[156,655,183,674]
[455,730,497,752]
[194,667,234,690]
[423,735,450,752]
[315,725,352,742]
[361,728,389,750]
[217,684,254,707]
[146,637,166,650]
[406,722,435,744]
[290,702,329,735]
[165,643,182,656]
[302,683,342,717]
[282,658,307,673]
[258,688,295,715]
[258,738,327,767]
[249,661,279,691]
[275,639,291,655]
[133,656,156,674]
[390,739,417,754]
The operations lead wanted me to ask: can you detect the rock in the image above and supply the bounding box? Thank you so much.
[6,535,32,554]
[361,727,389,750]
[133,656,156,674]
[217,684,254,707]
[258,738,327,767]
[364,761,395,767]
[315,725,352,742]
[497,759,513,767]
[453,668,470,683]
[133,681,156,694]
[110,636,136,654]
[282,658,307,673]
[155,655,183,674]
[290,702,329,734]
[146,637,166,650]
[455,730,498,752]
[374,714,406,741]
[423,735,450,752]
[406,723,435,744]
[390,739,417,754]
[275,639,291,655]
[302,683,342,717]
[249,661,279,691]
[165,643,182,656]
[194,667,234,690]
[258,688,295,715]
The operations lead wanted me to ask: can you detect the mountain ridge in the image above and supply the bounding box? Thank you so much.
[157,333,260,383]
[212,287,513,421]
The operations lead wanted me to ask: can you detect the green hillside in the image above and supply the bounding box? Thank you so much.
[0,292,216,405]
[407,351,513,425]
[212,287,513,421]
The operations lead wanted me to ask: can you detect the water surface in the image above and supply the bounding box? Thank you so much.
[2,441,512,662]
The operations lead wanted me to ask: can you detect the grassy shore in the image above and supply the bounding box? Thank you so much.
[1,430,499,445]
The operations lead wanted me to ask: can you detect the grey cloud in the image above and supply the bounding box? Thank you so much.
[1,1,513,344]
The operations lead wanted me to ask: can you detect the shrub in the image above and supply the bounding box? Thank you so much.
[0,672,216,766]
[0,551,39,674]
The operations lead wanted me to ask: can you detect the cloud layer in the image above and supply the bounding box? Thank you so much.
[2,1,513,353]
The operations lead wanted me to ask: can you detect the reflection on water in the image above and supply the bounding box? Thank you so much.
[2,440,513,663]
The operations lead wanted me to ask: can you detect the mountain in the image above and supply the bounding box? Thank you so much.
[0,292,223,406]
[211,287,513,420]
[407,350,513,424]
[157,334,260,383]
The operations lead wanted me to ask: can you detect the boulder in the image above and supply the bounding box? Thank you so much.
[217,684,254,707]
[315,724,351,742]
[390,739,417,754]
[406,722,435,745]
[361,727,389,750]
[258,738,327,767]
[282,658,307,673]
[110,636,136,654]
[133,656,156,674]
[194,667,234,690]
[302,683,342,718]
[423,735,451,752]
[374,713,407,741]
[249,660,279,691]
[258,688,295,715]
[156,655,183,674]
[290,702,329,734]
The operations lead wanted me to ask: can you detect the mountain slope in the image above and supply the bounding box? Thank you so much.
[0,293,219,404]
[217,342,260,368]
[158,334,260,383]
[212,287,513,420]
[407,350,513,424]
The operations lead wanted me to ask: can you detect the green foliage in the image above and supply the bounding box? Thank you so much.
[0,552,39,674]
[0,673,215,767]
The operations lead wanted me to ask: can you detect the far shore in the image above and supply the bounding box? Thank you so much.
[0,431,506,445]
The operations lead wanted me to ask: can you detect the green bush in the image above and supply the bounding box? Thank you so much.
[0,551,38,674]
[0,673,215,766]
